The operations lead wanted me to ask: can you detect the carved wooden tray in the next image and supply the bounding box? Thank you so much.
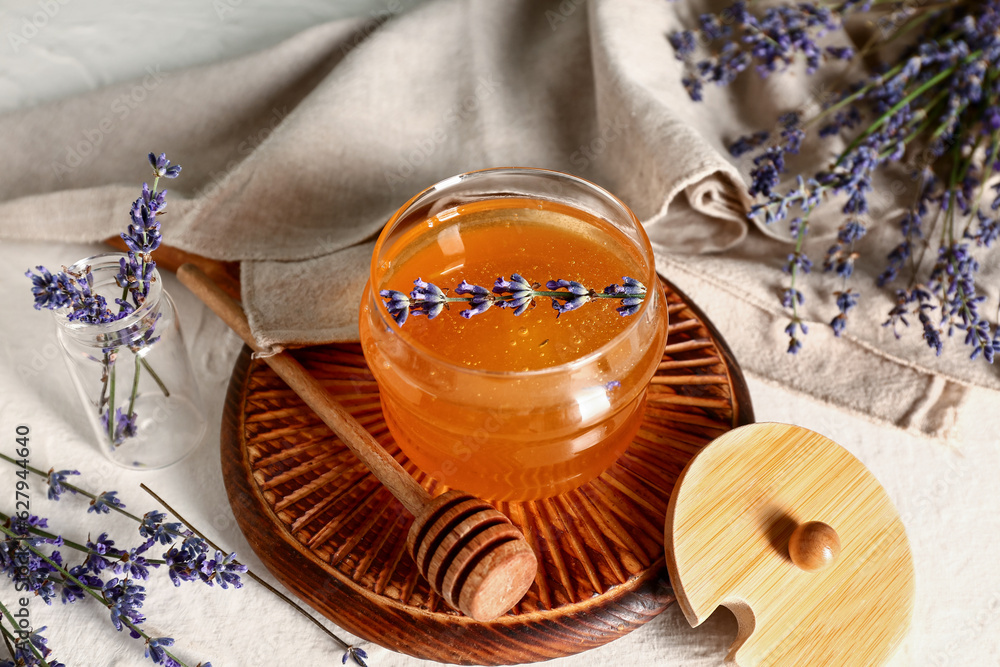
[221,278,754,664]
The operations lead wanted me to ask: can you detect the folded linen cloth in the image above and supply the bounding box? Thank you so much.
[0,0,996,437]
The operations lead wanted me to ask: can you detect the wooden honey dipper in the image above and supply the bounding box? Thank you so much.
[177,263,537,622]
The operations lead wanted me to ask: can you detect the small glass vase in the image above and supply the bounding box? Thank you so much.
[53,253,207,469]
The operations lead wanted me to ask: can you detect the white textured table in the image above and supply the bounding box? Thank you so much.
[1,2,998,666]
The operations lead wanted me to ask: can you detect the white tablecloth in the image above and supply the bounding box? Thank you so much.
[1,2,998,666]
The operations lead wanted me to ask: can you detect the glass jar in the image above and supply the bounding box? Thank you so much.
[359,168,668,501]
[54,254,207,469]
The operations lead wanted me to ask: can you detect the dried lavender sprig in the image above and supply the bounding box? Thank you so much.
[4,511,125,561]
[0,454,146,524]
[670,0,1000,354]
[137,484,368,667]
[0,524,193,667]
[380,275,647,325]
[0,511,166,567]
[2,456,255,592]
[26,154,181,449]
[0,602,56,667]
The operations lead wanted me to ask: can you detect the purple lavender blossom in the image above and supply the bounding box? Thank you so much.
[671,2,1000,359]
[343,647,369,667]
[60,564,103,604]
[0,626,61,667]
[103,576,148,633]
[85,532,124,573]
[785,319,808,355]
[25,266,74,310]
[164,535,210,587]
[830,289,860,337]
[492,274,534,316]
[379,289,410,326]
[603,277,646,316]
[113,409,139,445]
[198,549,247,589]
[114,545,157,580]
[455,280,494,318]
[826,46,854,60]
[668,1,850,98]
[409,278,448,319]
[149,152,181,179]
[46,468,80,501]
[382,274,646,324]
[668,30,696,59]
[144,637,176,665]
[139,511,187,546]
[546,279,591,317]
[89,490,126,515]
[728,130,770,157]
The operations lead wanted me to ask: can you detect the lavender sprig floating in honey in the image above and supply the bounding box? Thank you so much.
[380,274,647,326]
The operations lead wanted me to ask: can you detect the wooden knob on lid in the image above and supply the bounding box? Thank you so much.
[788,521,841,572]
[664,423,915,666]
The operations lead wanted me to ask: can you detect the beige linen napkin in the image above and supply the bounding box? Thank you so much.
[0,0,996,436]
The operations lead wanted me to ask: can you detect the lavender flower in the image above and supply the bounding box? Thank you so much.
[669,1,851,99]
[728,130,770,157]
[101,408,139,446]
[0,456,263,667]
[139,511,187,546]
[103,576,148,633]
[343,646,369,667]
[545,279,591,316]
[198,550,247,589]
[25,266,73,310]
[492,274,534,316]
[47,468,80,501]
[381,274,646,324]
[0,626,62,667]
[454,279,493,318]
[672,1,1000,359]
[830,289,860,337]
[85,532,124,574]
[113,545,157,580]
[603,276,646,316]
[60,564,102,604]
[409,278,448,319]
[164,535,209,587]
[379,289,410,326]
[26,153,181,451]
[89,490,126,515]
[785,319,808,355]
[149,152,181,179]
[142,637,177,665]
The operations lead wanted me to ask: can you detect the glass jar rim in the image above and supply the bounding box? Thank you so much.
[369,167,661,378]
[52,252,163,342]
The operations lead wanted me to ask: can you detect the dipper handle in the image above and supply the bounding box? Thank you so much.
[177,263,429,515]
[177,263,537,620]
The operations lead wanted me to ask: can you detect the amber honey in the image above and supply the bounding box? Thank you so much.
[360,171,667,501]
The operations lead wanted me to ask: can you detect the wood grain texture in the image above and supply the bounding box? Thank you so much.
[665,423,914,667]
[178,262,536,621]
[104,237,241,300]
[221,278,754,664]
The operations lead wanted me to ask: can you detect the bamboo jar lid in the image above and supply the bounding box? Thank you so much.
[664,423,915,667]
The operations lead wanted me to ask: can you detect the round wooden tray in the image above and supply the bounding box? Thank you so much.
[221,278,754,664]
